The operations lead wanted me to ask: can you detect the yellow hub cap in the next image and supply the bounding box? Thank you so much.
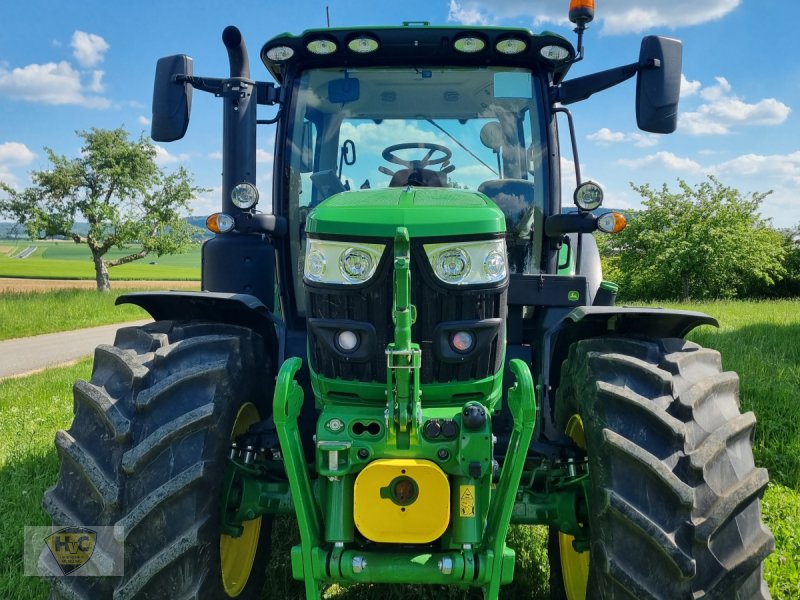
[220,402,262,597]
[559,414,590,600]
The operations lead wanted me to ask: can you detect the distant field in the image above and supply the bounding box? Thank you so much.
[0,240,201,280]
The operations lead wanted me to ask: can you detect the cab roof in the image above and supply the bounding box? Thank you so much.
[260,24,575,85]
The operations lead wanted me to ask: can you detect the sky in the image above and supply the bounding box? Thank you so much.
[1,0,798,228]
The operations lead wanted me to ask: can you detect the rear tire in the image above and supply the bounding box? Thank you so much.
[43,321,273,599]
[549,336,773,599]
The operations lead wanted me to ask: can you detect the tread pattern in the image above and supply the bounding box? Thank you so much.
[552,336,774,599]
[43,321,272,599]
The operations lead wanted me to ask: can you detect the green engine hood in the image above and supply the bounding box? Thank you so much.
[306,187,505,238]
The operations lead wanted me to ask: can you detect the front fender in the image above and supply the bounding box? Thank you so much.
[537,305,718,443]
[117,291,284,363]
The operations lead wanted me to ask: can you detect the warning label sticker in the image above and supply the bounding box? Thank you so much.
[459,485,476,517]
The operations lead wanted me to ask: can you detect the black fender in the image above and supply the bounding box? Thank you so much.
[117,291,284,364]
[535,305,718,449]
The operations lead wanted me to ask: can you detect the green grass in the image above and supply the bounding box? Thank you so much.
[0,240,201,280]
[0,290,150,340]
[0,300,797,598]
[0,360,91,600]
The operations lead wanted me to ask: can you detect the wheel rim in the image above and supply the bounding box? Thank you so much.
[220,402,262,597]
[559,414,590,600]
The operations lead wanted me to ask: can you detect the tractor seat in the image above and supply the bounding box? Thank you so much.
[389,168,444,187]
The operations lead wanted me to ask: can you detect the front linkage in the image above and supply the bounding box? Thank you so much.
[220,228,589,597]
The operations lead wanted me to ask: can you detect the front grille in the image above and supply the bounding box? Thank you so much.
[306,242,507,384]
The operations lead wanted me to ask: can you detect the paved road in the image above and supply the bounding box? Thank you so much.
[0,320,151,379]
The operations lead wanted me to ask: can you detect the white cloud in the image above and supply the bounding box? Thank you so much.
[191,186,222,216]
[680,74,701,98]
[561,155,578,197]
[340,121,447,154]
[617,151,704,174]
[256,148,273,163]
[680,76,791,135]
[88,70,104,93]
[714,151,800,185]
[138,115,151,126]
[447,0,489,26]
[0,142,36,189]
[587,128,658,148]
[0,61,110,108]
[71,31,109,68]
[444,0,740,34]
[0,142,36,166]
[153,145,189,165]
[207,151,222,160]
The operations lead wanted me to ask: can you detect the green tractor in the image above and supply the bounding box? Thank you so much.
[43,2,774,598]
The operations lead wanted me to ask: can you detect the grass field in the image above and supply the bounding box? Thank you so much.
[0,290,151,340]
[0,300,797,598]
[0,240,201,280]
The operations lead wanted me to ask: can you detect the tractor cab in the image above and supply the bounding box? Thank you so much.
[259,25,576,310]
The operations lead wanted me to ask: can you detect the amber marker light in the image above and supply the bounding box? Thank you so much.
[206,213,235,234]
[569,0,595,25]
[597,212,627,234]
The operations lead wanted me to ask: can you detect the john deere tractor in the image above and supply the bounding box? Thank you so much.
[44,2,774,598]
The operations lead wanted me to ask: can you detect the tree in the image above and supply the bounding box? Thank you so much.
[0,128,203,291]
[601,176,786,300]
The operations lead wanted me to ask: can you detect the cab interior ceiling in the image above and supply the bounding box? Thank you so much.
[306,69,533,120]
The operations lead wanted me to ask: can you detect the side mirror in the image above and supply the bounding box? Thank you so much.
[151,55,193,142]
[636,36,682,134]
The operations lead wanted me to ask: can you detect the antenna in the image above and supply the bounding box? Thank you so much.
[326,6,331,27]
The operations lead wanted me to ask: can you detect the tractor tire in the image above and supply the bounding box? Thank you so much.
[42,320,273,599]
[549,336,774,600]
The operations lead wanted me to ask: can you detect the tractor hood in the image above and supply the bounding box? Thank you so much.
[305,187,505,238]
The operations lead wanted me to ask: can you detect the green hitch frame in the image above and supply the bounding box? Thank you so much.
[270,355,538,598]
[385,226,421,443]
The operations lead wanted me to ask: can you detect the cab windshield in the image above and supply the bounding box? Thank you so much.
[284,66,547,315]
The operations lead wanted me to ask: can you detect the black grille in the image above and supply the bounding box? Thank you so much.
[306,242,507,384]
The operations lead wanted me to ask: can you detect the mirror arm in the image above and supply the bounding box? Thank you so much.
[545,213,597,237]
[175,74,224,95]
[553,60,642,105]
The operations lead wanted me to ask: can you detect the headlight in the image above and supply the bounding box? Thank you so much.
[574,181,603,211]
[424,239,507,285]
[304,239,385,285]
[231,182,259,209]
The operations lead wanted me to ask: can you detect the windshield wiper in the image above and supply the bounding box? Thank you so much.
[425,118,499,177]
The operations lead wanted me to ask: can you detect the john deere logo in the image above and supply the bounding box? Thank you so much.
[45,527,97,575]
[567,290,580,302]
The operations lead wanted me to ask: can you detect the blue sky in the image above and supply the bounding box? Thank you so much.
[1,0,798,228]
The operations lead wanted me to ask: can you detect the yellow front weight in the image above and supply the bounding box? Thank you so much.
[354,459,450,543]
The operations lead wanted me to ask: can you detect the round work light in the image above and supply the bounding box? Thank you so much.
[348,36,379,53]
[231,182,259,209]
[265,46,294,62]
[574,181,604,211]
[307,38,338,55]
[495,37,527,55]
[454,36,485,53]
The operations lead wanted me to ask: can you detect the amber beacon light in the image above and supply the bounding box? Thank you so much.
[569,0,595,25]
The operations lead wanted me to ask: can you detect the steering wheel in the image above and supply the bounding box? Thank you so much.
[382,143,452,169]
